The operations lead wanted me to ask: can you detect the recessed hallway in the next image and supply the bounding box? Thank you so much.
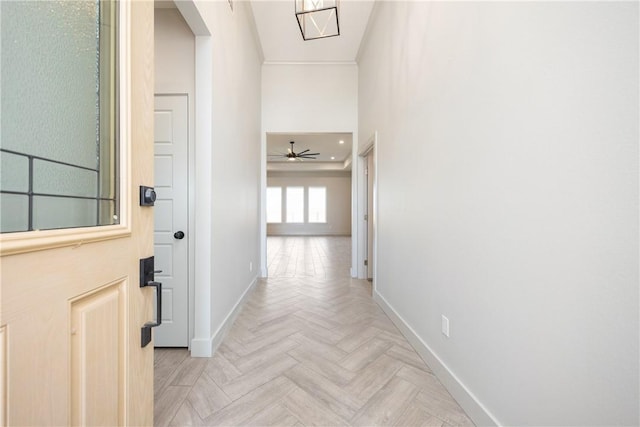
[154,236,474,426]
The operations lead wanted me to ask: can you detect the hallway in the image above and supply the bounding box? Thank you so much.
[154,237,473,426]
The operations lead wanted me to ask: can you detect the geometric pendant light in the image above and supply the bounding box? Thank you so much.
[295,0,340,41]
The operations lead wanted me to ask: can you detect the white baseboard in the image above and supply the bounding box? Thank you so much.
[190,275,259,358]
[373,290,501,427]
[266,232,351,236]
[190,337,213,357]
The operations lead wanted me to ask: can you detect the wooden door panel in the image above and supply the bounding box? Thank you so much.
[0,1,155,425]
[127,1,155,425]
[0,234,147,425]
[0,326,5,426]
[70,281,125,427]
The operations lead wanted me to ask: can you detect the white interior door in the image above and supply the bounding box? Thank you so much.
[153,95,189,347]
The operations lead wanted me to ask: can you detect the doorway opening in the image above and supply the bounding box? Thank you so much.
[154,4,194,349]
[153,0,212,356]
[263,132,354,278]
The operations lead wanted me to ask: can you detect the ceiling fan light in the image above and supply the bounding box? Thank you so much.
[295,0,339,41]
[280,141,320,162]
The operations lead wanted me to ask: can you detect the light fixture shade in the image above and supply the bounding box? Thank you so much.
[295,0,340,41]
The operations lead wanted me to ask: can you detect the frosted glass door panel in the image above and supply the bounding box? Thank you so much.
[0,0,118,233]
[0,195,29,233]
[0,151,29,193]
[33,160,98,198]
[2,1,100,168]
[33,197,97,231]
[99,201,117,225]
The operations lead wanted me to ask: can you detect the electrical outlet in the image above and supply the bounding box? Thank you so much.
[441,315,450,338]
[249,261,253,272]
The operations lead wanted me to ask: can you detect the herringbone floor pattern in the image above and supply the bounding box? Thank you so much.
[155,236,474,426]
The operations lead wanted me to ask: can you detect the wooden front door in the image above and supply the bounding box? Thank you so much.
[0,1,155,425]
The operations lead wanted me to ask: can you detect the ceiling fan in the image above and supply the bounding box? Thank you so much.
[269,141,320,161]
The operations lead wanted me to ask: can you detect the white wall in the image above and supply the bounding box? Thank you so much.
[175,0,262,356]
[262,64,357,132]
[261,64,358,275]
[267,171,351,236]
[155,9,194,96]
[359,2,639,426]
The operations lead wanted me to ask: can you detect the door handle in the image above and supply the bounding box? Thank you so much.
[141,281,162,348]
[174,231,185,240]
[139,256,162,347]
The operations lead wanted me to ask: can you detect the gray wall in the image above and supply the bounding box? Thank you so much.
[267,171,351,236]
[359,2,639,425]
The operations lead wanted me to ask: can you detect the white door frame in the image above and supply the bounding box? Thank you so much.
[260,133,268,277]
[358,132,378,286]
[171,1,214,356]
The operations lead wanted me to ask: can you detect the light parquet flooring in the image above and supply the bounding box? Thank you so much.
[155,236,474,427]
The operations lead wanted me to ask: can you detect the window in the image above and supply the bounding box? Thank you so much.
[286,187,304,223]
[308,187,326,223]
[0,0,118,233]
[267,185,329,225]
[266,187,282,223]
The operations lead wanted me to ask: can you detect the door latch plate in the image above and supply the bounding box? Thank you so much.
[140,256,155,287]
[139,186,156,206]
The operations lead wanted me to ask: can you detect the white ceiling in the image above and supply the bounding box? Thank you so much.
[249,0,375,63]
